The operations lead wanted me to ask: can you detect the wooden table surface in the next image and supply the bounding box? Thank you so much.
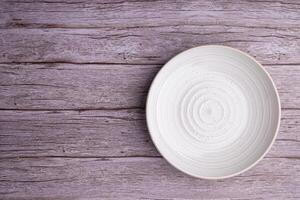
[0,0,300,199]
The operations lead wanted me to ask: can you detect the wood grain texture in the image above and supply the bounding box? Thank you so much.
[0,63,159,110]
[0,0,300,199]
[0,157,299,199]
[1,26,300,65]
[0,0,300,64]
[0,63,299,109]
[0,109,158,158]
[0,109,299,159]
[1,0,300,29]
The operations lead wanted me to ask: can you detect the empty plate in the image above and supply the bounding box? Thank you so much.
[146,45,281,179]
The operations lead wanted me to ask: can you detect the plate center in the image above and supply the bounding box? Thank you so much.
[199,99,224,125]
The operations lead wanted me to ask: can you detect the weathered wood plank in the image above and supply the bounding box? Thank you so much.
[0,109,158,158]
[0,109,299,158]
[1,27,300,64]
[0,63,159,110]
[1,0,300,64]
[1,0,300,29]
[0,64,299,110]
[0,157,299,199]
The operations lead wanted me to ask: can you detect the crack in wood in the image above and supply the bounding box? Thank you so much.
[0,155,299,161]
[0,107,297,112]
[0,155,162,160]
[1,61,300,66]
[0,107,145,112]
[0,61,160,65]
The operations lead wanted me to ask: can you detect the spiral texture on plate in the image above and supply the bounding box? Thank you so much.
[146,46,280,179]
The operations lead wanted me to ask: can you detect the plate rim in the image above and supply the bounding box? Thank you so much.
[146,45,281,179]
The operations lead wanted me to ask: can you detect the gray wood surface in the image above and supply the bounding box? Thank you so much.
[0,0,299,199]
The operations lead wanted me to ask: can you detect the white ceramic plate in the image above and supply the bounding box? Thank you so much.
[146,45,281,179]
